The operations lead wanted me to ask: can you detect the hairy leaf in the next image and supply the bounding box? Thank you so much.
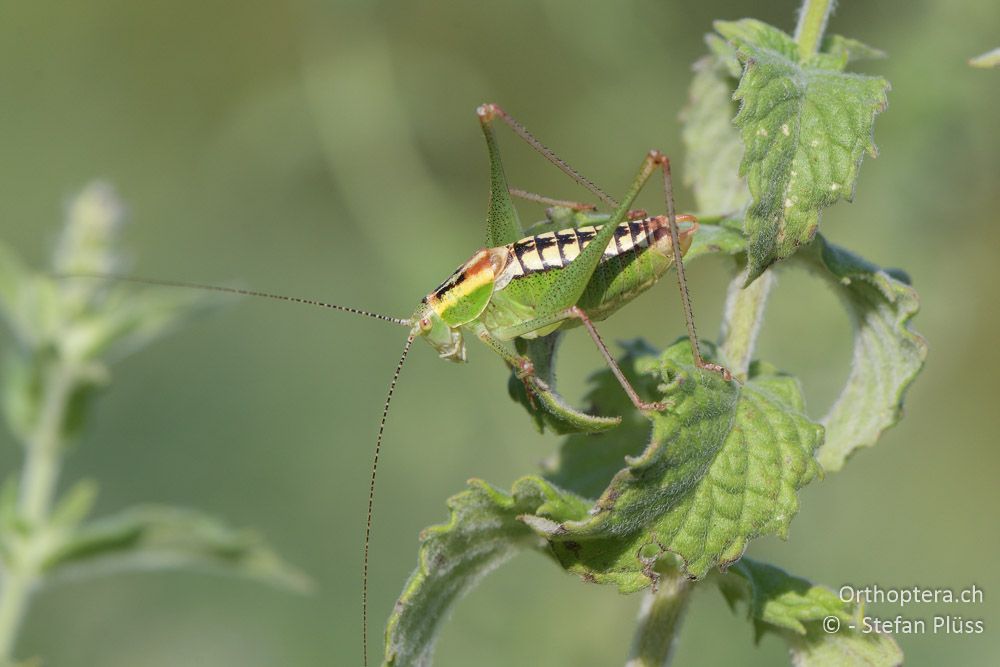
[543,339,664,499]
[718,558,850,637]
[526,340,823,590]
[715,19,889,281]
[789,628,903,667]
[384,477,590,667]
[681,35,750,217]
[391,341,826,662]
[794,236,926,472]
[685,219,747,262]
[820,35,886,68]
[718,558,901,665]
[41,506,310,592]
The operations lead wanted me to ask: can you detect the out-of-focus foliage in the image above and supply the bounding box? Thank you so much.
[0,184,306,664]
[0,1,997,666]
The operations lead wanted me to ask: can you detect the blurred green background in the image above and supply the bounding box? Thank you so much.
[1,1,998,665]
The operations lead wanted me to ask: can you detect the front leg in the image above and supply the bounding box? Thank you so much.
[493,308,668,414]
[472,323,547,390]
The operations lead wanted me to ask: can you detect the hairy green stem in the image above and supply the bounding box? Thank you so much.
[0,364,74,659]
[626,576,692,667]
[794,0,835,59]
[719,268,775,378]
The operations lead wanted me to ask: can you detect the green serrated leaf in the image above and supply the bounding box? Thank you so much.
[717,558,902,665]
[794,236,926,472]
[969,47,1000,69]
[384,477,590,667]
[715,19,889,281]
[718,558,850,637]
[685,221,747,262]
[41,506,311,593]
[681,43,750,216]
[715,19,799,60]
[543,339,663,499]
[705,33,743,78]
[820,35,887,68]
[525,340,823,590]
[789,625,903,666]
[392,342,827,660]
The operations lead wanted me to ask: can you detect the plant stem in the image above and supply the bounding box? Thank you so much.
[0,572,31,661]
[21,368,72,522]
[719,268,775,378]
[794,0,835,59]
[626,576,692,667]
[0,364,74,660]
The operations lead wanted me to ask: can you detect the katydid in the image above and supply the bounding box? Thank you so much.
[68,103,731,665]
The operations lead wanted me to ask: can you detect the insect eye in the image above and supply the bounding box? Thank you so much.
[420,317,431,331]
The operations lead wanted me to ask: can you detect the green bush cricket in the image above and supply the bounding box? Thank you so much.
[68,103,731,664]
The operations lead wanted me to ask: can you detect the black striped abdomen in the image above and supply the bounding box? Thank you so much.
[504,218,671,280]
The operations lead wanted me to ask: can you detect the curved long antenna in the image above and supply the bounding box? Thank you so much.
[57,274,413,326]
[363,333,414,666]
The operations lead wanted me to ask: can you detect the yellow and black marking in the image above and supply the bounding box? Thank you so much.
[504,217,678,280]
[422,249,499,326]
[420,215,694,323]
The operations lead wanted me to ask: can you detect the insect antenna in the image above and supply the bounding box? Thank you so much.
[56,274,412,326]
[63,272,416,662]
[362,332,415,666]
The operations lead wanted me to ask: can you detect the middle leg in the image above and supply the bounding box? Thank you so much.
[492,307,667,413]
